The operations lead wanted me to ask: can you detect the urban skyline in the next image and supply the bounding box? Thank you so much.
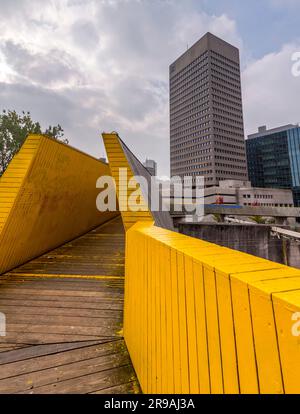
[0,0,300,177]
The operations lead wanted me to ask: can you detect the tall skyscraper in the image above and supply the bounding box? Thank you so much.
[170,32,248,186]
[143,159,157,176]
[246,124,300,206]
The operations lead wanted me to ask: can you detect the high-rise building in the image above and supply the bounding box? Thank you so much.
[170,32,248,186]
[246,124,300,206]
[143,159,157,176]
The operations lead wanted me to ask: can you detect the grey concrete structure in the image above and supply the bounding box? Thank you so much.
[170,32,248,186]
[204,180,294,207]
[177,222,300,269]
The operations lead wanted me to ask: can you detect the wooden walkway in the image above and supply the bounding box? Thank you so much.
[0,216,140,394]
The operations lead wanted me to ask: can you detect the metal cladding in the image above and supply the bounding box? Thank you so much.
[102,132,174,231]
[0,134,118,274]
[125,221,300,394]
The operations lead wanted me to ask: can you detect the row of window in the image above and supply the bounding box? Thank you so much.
[213,100,243,116]
[211,88,242,105]
[211,50,239,69]
[170,67,209,98]
[170,76,209,104]
[212,93,242,109]
[171,149,212,159]
[215,171,247,177]
[215,163,246,170]
[172,155,213,164]
[243,194,273,199]
[171,110,211,129]
[211,80,241,98]
[243,203,293,207]
[170,93,210,115]
[171,138,212,150]
[170,115,211,133]
[170,103,210,124]
[174,166,213,172]
[211,68,241,86]
[170,53,209,87]
[171,127,212,142]
[213,121,244,133]
[171,121,211,136]
[213,113,244,126]
[210,55,240,76]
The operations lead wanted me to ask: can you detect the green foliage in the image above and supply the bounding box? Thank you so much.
[213,213,222,223]
[249,215,266,224]
[0,110,68,176]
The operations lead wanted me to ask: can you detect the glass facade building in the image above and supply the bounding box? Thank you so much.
[246,125,300,206]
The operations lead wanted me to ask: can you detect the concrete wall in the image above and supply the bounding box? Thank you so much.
[177,222,300,268]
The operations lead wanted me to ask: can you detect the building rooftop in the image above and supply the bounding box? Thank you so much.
[247,124,299,140]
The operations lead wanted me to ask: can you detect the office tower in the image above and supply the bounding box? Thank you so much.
[143,159,157,176]
[170,32,248,186]
[246,124,300,206]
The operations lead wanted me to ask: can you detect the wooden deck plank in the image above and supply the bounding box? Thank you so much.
[0,216,140,394]
[20,365,136,394]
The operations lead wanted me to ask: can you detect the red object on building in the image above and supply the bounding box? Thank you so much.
[216,196,224,205]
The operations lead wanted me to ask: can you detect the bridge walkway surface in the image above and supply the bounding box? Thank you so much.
[0,216,140,394]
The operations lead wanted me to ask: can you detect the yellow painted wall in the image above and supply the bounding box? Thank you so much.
[102,133,153,231]
[0,134,118,274]
[124,222,300,394]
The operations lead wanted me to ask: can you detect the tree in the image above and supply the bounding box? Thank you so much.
[249,215,266,224]
[0,110,68,176]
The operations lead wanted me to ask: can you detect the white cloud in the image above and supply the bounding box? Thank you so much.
[242,42,300,136]
[0,0,241,176]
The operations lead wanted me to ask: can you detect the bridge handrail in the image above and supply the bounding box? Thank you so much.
[124,221,300,394]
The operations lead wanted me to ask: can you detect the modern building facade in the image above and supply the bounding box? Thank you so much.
[246,124,300,206]
[170,32,248,186]
[204,180,294,207]
[143,159,157,176]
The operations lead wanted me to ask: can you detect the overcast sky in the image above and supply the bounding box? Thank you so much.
[0,0,300,176]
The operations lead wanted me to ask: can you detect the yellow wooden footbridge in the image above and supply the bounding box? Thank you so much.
[0,133,299,394]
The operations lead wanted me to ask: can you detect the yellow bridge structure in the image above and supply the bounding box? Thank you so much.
[0,133,299,394]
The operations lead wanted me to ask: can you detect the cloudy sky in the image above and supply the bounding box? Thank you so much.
[0,0,300,176]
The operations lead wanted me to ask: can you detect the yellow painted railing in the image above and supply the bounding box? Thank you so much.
[124,222,300,394]
[0,134,118,274]
[102,132,153,231]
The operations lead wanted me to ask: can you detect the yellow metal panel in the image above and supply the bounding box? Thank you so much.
[273,290,300,393]
[248,287,284,394]
[0,134,118,274]
[230,267,300,394]
[177,251,190,393]
[124,220,300,394]
[231,277,259,393]
[248,276,300,394]
[0,135,40,233]
[184,255,200,393]
[216,271,239,394]
[159,242,168,393]
[154,238,162,392]
[214,261,283,394]
[192,260,210,393]
[203,263,223,393]
[102,133,153,231]
[170,248,182,393]
[164,243,175,394]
